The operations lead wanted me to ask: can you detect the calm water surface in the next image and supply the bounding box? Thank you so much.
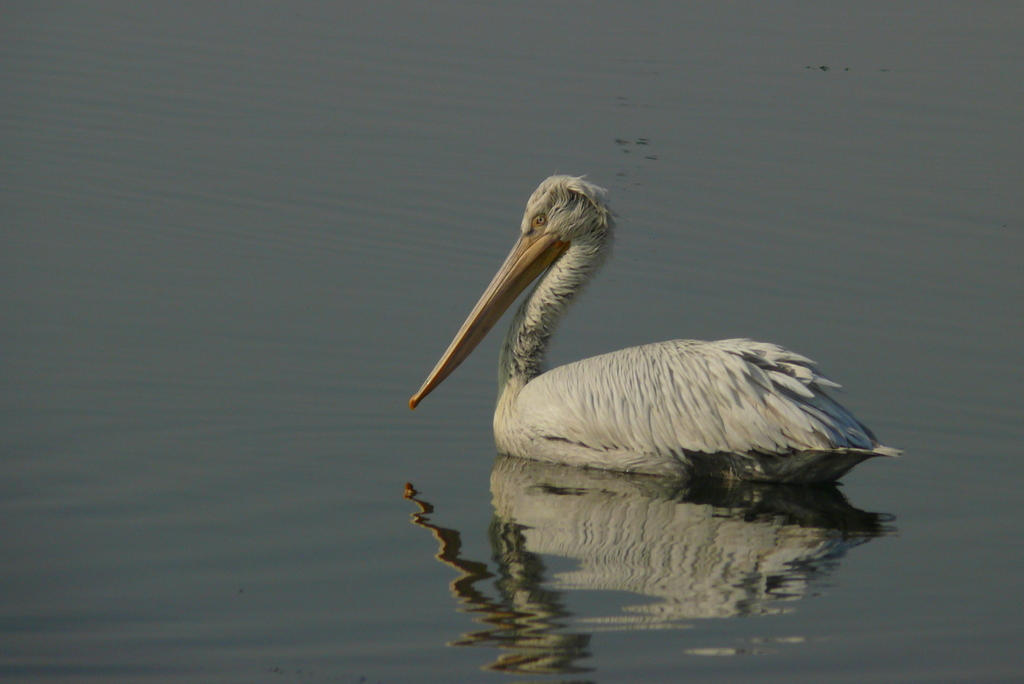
[3,3,1022,683]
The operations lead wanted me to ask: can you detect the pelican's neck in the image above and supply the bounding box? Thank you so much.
[497,239,607,402]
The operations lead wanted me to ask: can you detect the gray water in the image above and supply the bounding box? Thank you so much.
[3,3,1022,683]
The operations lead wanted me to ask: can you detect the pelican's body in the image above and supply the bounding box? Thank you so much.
[411,176,898,483]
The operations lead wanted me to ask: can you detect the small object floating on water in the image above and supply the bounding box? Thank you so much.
[410,175,899,483]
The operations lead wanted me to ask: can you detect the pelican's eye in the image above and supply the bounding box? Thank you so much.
[531,214,547,229]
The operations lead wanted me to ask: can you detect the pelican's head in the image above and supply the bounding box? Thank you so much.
[409,175,613,409]
[520,175,613,249]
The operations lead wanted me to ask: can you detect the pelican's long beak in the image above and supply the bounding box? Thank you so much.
[409,231,569,409]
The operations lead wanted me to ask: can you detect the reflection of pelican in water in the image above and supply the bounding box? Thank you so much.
[405,457,894,674]
[411,175,899,483]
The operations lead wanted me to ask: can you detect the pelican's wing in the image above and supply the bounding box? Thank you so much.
[517,338,885,459]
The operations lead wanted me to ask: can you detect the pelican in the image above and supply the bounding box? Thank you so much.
[410,175,899,483]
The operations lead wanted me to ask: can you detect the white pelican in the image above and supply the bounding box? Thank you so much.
[410,175,899,483]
